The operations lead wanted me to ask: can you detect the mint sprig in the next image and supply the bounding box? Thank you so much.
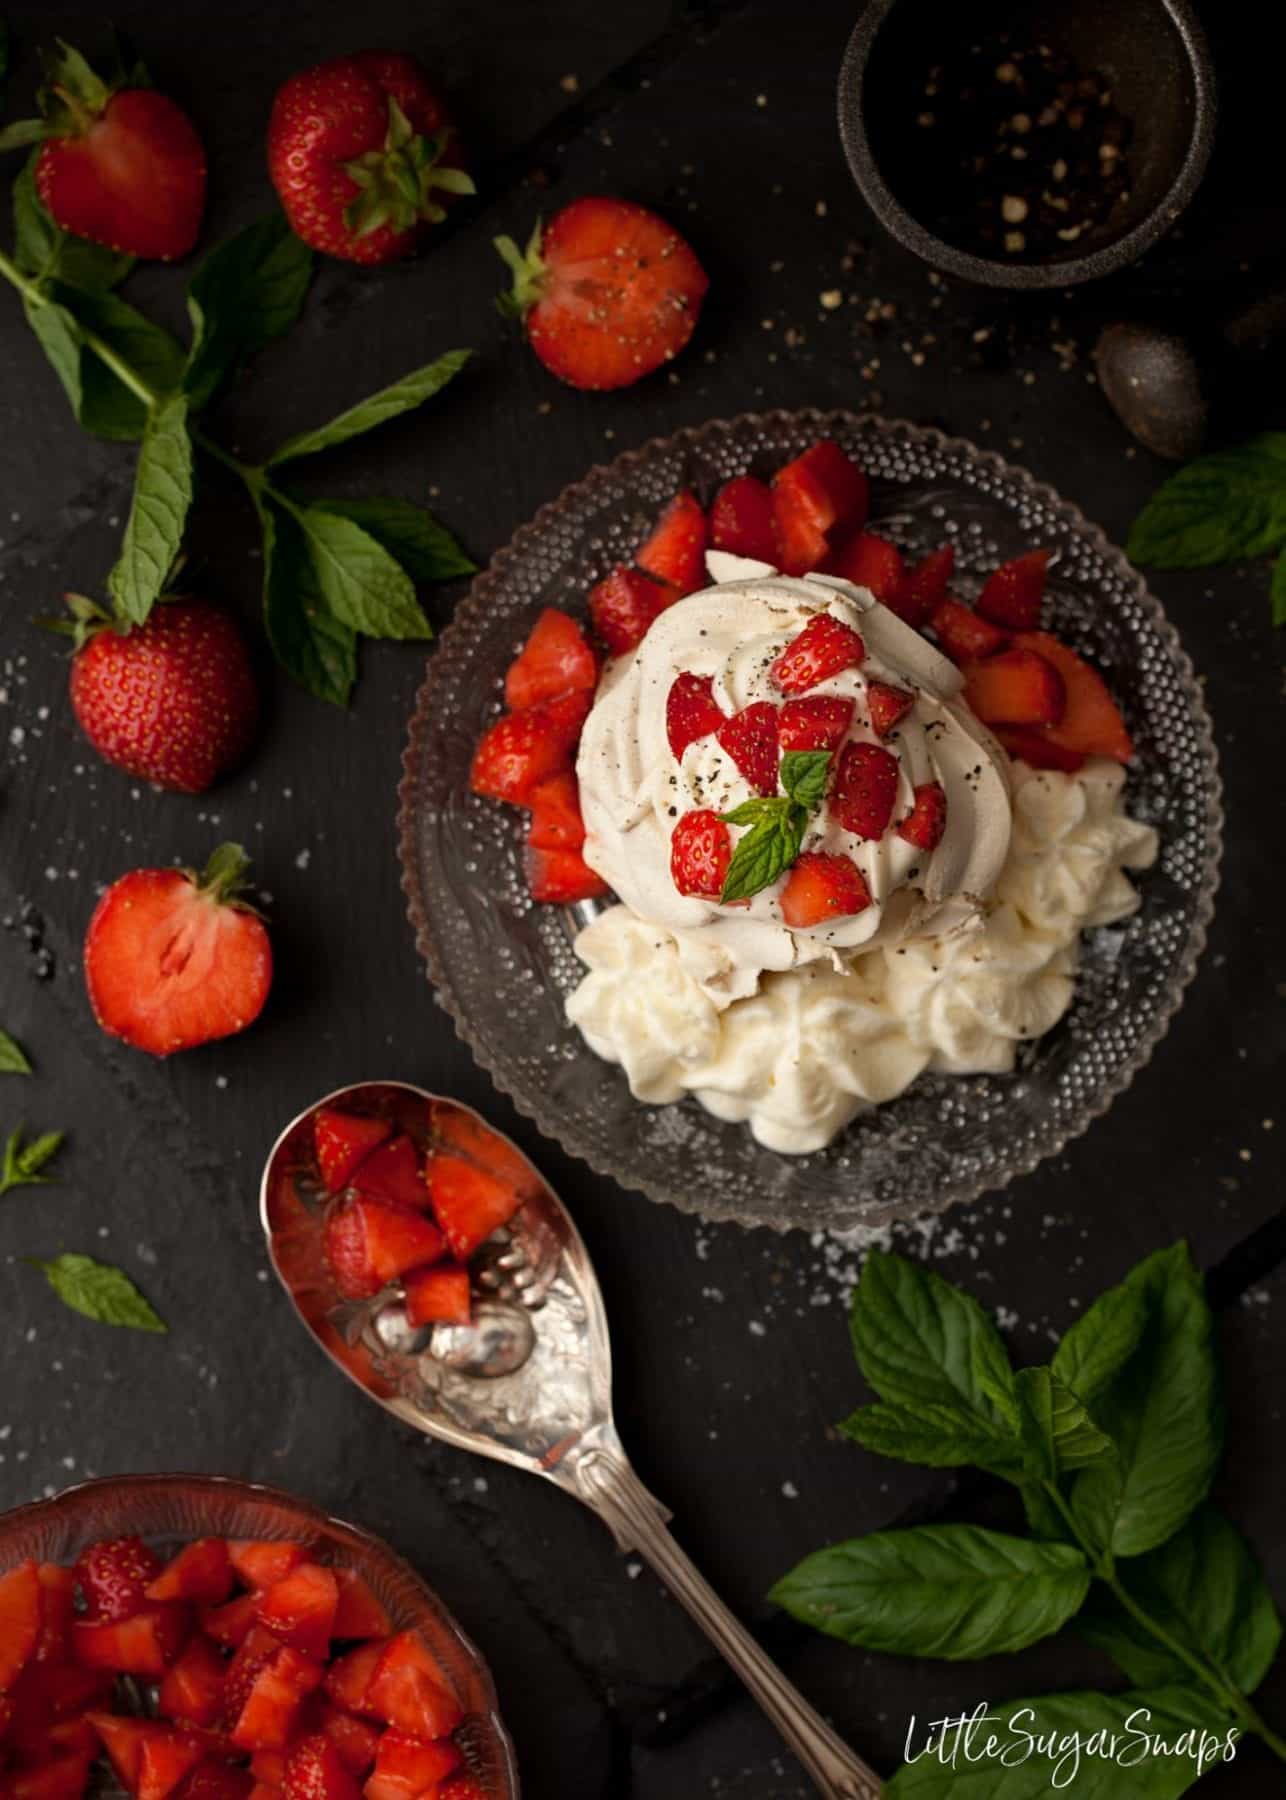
[1,1123,63,1194]
[718,747,831,904]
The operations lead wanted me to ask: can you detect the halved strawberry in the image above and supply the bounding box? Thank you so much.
[202,1593,263,1650]
[666,672,724,760]
[771,442,867,574]
[827,530,906,606]
[709,474,778,563]
[993,726,1085,773]
[670,809,733,899]
[469,691,591,805]
[72,1602,190,1677]
[228,1647,325,1752]
[715,701,779,795]
[1011,632,1133,762]
[637,490,707,595]
[900,544,955,624]
[428,1106,542,1200]
[770,614,866,694]
[976,549,1050,630]
[930,597,1009,664]
[258,1564,338,1662]
[777,695,854,753]
[526,771,586,853]
[779,852,871,927]
[316,1702,382,1776]
[425,1155,522,1259]
[963,648,1065,727]
[282,1733,362,1800]
[314,1110,392,1196]
[0,1560,42,1685]
[148,1540,234,1608]
[524,843,610,904]
[404,1262,472,1328]
[366,1633,463,1739]
[138,1727,209,1800]
[323,1197,446,1301]
[323,1641,387,1718]
[833,742,900,840]
[348,1134,426,1213]
[866,681,915,738]
[331,1570,392,1642]
[228,1543,310,1593]
[503,608,598,710]
[74,1534,162,1622]
[897,782,948,851]
[158,1633,228,1727]
[588,566,677,655]
[364,1729,462,1800]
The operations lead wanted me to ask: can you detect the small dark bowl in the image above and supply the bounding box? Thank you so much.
[837,0,1216,287]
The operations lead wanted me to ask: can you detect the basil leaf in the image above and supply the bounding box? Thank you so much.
[34,1253,167,1332]
[1015,1368,1113,1480]
[887,1686,1237,1797]
[291,504,431,641]
[184,214,314,410]
[44,282,186,441]
[310,496,474,582]
[1,1125,62,1195]
[840,1399,1025,1476]
[1127,433,1286,568]
[1273,547,1286,628]
[1078,1505,1282,1695]
[771,1525,1089,1660]
[267,348,471,466]
[0,1030,32,1074]
[13,153,133,290]
[719,805,806,903]
[258,498,357,707]
[849,1248,1019,1428]
[107,393,194,625]
[1052,1279,1148,1405]
[1070,1243,1222,1558]
[780,748,831,809]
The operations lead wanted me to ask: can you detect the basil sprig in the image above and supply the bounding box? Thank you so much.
[718,748,832,904]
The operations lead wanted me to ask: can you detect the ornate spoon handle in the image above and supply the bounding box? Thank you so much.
[573,1448,883,1800]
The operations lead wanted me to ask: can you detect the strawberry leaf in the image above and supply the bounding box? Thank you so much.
[266,348,471,466]
[33,1252,167,1332]
[310,496,474,582]
[290,503,431,641]
[107,392,194,625]
[0,1030,32,1075]
[184,214,314,411]
[258,496,357,707]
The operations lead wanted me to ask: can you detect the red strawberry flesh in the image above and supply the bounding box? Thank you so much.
[832,742,900,840]
[670,809,733,899]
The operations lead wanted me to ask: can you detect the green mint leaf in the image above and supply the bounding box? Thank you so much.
[771,1525,1089,1661]
[1127,433,1286,569]
[266,348,471,466]
[719,797,789,827]
[33,1253,167,1332]
[1069,1243,1222,1558]
[0,119,48,151]
[258,498,357,706]
[291,504,431,641]
[13,152,133,289]
[0,1030,32,1075]
[1,1125,63,1195]
[719,804,806,903]
[1020,1482,1072,1543]
[886,1686,1236,1797]
[184,214,314,410]
[310,496,475,582]
[1052,1277,1149,1405]
[1014,1367,1114,1481]
[1078,1504,1282,1696]
[849,1248,1019,1429]
[23,295,87,416]
[39,282,185,441]
[779,748,831,809]
[107,393,194,626]
[1273,547,1286,628]
[840,1399,1025,1476]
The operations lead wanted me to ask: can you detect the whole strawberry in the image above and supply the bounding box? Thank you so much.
[67,597,258,793]
[267,50,474,264]
[495,197,709,390]
[0,40,206,260]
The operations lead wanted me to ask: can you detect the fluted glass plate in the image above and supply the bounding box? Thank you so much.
[398,410,1221,1233]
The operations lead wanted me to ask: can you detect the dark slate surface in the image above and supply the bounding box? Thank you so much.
[1,2,1284,1795]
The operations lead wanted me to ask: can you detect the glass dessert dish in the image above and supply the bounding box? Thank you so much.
[398,410,1221,1233]
[0,1472,518,1797]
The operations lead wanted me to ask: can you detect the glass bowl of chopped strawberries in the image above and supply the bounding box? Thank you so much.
[0,1472,517,1798]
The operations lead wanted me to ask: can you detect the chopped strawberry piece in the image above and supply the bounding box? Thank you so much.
[6,1662,113,1745]
[159,1633,229,1727]
[523,843,610,904]
[771,441,868,573]
[367,1632,463,1739]
[4,1758,93,1800]
[503,608,598,710]
[331,1570,392,1642]
[323,1640,387,1719]
[229,1647,325,1752]
[364,1728,462,1800]
[404,1262,472,1328]
[258,1564,338,1662]
[637,489,708,595]
[666,672,725,760]
[897,782,948,851]
[174,1765,253,1800]
[777,695,854,752]
[427,1106,542,1200]
[425,1155,522,1259]
[833,742,900,840]
[993,726,1085,773]
[866,680,916,738]
[74,1534,162,1622]
[963,647,1065,727]
[670,810,733,899]
[827,530,906,606]
[138,1727,210,1800]
[282,1733,362,1800]
[929,597,1009,664]
[468,691,591,805]
[1012,631,1134,762]
[771,613,866,695]
[316,1702,382,1776]
[0,1559,42,1685]
[779,852,871,927]
[323,1197,446,1301]
[248,1786,281,1800]
[148,1539,234,1607]
[252,1767,286,1795]
[976,549,1050,630]
[770,493,826,576]
[228,1543,310,1593]
[900,544,955,624]
[348,1135,426,1213]
[716,700,780,795]
[709,474,778,563]
[202,1593,264,1649]
[88,1714,153,1789]
[437,1780,487,1800]
[588,566,677,655]
[526,771,586,853]
[33,1562,76,1662]
[220,1626,284,1731]
[72,1602,190,1676]
[314,1111,392,1196]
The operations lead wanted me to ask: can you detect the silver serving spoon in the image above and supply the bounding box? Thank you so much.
[261,1080,881,1800]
